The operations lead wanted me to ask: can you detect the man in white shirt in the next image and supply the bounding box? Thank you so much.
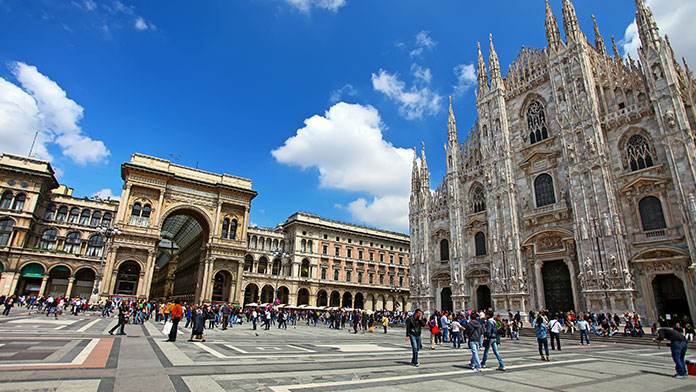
[549,315,563,350]
[576,316,590,345]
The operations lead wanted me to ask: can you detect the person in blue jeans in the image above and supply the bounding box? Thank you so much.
[440,312,450,343]
[405,309,427,367]
[481,311,505,371]
[654,327,689,378]
[577,316,590,345]
[535,316,550,361]
[465,314,484,371]
[450,317,462,348]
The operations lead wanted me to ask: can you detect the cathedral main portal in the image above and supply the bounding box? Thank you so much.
[542,260,574,313]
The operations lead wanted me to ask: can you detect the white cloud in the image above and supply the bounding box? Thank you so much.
[453,63,476,96]
[0,62,110,165]
[91,188,120,201]
[272,102,413,231]
[409,31,437,58]
[415,31,436,49]
[134,16,148,30]
[371,68,442,120]
[329,83,357,103]
[286,0,346,13]
[83,0,96,11]
[347,195,409,232]
[621,0,696,66]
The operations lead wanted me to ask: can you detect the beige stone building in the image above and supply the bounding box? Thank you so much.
[409,0,696,324]
[0,153,410,308]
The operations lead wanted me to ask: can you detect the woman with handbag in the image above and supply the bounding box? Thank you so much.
[428,314,439,349]
[188,308,207,343]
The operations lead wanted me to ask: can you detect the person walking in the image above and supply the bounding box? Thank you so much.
[166,300,183,342]
[535,316,550,361]
[405,309,426,367]
[440,312,450,343]
[188,309,206,342]
[221,304,231,330]
[481,311,505,371]
[2,295,15,316]
[653,327,688,378]
[109,302,128,336]
[577,316,590,345]
[465,314,484,372]
[382,314,389,334]
[549,315,562,351]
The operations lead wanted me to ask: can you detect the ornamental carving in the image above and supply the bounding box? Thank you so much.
[536,235,563,251]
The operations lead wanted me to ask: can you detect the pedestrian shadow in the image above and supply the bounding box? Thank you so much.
[640,370,673,378]
[393,361,413,365]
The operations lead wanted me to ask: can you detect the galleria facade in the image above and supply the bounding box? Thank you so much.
[0,153,410,310]
[409,0,696,324]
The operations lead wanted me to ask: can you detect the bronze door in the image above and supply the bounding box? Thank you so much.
[542,260,574,312]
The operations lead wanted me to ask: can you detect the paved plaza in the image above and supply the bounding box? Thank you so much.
[0,311,693,391]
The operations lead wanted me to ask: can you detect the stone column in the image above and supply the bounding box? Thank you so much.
[65,277,75,298]
[566,259,580,312]
[534,261,544,309]
[140,250,157,299]
[38,275,49,297]
[116,184,132,224]
[213,201,222,237]
[155,189,165,226]
[233,262,244,304]
[0,271,17,296]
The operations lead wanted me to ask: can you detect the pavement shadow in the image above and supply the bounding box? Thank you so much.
[640,370,674,378]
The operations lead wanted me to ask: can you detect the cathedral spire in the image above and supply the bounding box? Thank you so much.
[411,147,420,192]
[592,15,607,56]
[420,142,430,188]
[562,0,581,42]
[611,35,621,59]
[447,96,457,143]
[635,0,661,50]
[545,0,562,50]
[477,42,489,95]
[489,34,503,90]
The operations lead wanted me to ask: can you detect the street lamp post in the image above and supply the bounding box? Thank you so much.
[90,226,122,303]
[272,249,289,305]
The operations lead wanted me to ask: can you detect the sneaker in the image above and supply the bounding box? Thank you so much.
[481,365,488,369]
[472,368,482,372]
[496,366,506,371]
[673,375,686,379]
[415,363,420,367]
[545,357,550,361]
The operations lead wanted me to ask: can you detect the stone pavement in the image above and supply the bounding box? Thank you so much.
[0,311,694,391]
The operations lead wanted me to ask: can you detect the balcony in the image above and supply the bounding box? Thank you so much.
[631,226,683,245]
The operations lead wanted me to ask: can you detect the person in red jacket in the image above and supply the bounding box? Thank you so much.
[166,300,184,342]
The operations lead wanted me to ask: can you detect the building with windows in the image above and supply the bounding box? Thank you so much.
[0,153,410,309]
[409,0,696,324]
[0,154,118,299]
[244,212,410,311]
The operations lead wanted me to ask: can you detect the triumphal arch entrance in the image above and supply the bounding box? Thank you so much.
[99,154,256,304]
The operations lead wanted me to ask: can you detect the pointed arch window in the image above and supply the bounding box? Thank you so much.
[229,219,238,240]
[0,191,12,209]
[471,186,485,213]
[141,205,151,226]
[11,194,25,211]
[475,232,487,256]
[638,196,667,231]
[527,101,549,144]
[0,219,13,247]
[440,239,450,261]
[626,134,654,171]
[221,218,230,239]
[534,173,556,207]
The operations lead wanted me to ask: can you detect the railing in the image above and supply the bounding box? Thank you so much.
[632,227,681,243]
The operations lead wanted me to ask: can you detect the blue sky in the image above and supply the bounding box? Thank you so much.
[1,0,694,232]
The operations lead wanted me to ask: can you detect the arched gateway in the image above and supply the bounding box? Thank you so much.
[100,154,257,304]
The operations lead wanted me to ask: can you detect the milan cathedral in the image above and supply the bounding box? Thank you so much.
[409,0,696,324]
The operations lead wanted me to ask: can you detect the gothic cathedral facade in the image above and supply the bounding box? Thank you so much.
[409,0,696,324]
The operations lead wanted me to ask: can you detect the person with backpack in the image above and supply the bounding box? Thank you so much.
[465,313,484,372]
[535,316,550,361]
[480,311,506,371]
